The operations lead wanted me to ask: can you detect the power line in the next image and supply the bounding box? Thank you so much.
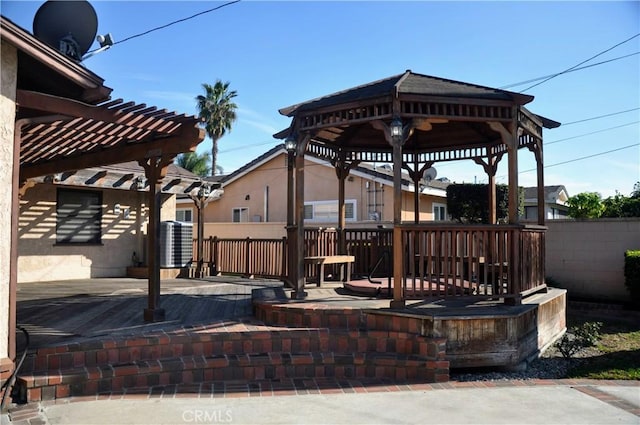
[438,118,640,168]
[519,142,639,173]
[561,108,640,126]
[519,33,640,93]
[499,52,640,89]
[113,0,241,46]
[218,140,279,154]
[546,121,639,146]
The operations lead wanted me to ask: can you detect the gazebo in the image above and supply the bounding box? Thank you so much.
[276,70,560,306]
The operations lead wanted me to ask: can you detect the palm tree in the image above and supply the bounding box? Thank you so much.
[195,80,237,176]
[174,152,211,177]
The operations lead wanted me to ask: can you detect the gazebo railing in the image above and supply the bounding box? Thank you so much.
[192,225,545,302]
[396,224,547,302]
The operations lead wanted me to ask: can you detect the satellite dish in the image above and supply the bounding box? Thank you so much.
[33,0,98,60]
[424,167,437,182]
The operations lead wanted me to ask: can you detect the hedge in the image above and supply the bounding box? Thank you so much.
[624,250,640,304]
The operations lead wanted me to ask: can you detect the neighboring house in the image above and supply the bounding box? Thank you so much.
[521,185,570,221]
[18,162,202,283]
[176,145,450,231]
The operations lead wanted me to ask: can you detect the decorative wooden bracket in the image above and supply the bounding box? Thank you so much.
[332,152,361,180]
[473,151,505,177]
[487,121,523,151]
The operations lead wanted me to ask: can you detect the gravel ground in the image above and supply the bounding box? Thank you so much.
[450,344,601,382]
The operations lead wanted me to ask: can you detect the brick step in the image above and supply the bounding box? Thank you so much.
[20,327,445,374]
[17,351,449,401]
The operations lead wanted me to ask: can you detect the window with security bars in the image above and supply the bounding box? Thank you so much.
[56,189,102,244]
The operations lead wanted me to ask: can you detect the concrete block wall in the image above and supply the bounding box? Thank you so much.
[545,218,640,302]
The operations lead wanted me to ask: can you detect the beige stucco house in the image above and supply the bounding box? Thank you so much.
[17,162,201,283]
[176,145,450,238]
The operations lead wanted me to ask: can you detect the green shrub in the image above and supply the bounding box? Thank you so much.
[624,250,640,304]
[555,321,602,359]
[446,184,523,224]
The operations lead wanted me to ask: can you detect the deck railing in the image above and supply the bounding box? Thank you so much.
[196,236,287,279]
[396,224,546,301]
[193,224,545,301]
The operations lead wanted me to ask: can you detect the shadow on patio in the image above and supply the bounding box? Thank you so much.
[16,277,282,348]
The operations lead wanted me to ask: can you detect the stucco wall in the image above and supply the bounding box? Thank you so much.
[546,218,640,302]
[18,184,177,282]
[0,41,17,363]
[202,153,444,225]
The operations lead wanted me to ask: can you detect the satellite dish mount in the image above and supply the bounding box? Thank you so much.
[33,0,101,61]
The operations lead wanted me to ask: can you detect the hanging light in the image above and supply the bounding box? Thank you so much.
[390,117,403,142]
[284,134,297,152]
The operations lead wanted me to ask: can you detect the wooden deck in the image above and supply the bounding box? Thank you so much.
[16,276,282,348]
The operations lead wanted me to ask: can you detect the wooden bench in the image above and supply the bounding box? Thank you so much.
[304,255,355,287]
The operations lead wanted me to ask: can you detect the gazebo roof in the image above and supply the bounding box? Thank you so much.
[275,70,558,165]
[279,70,534,116]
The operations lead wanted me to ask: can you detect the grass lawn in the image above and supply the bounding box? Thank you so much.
[565,307,640,380]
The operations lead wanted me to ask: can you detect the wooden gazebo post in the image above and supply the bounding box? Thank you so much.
[285,136,297,290]
[291,133,311,299]
[372,114,414,308]
[333,152,360,255]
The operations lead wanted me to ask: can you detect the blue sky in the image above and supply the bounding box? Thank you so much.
[3,1,639,198]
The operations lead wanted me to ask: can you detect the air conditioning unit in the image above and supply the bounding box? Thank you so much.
[159,221,193,268]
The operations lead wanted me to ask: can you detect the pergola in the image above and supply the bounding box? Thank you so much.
[276,70,560,306]
[4,17,205,362]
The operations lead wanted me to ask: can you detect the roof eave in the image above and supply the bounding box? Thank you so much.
[1,16,112,103]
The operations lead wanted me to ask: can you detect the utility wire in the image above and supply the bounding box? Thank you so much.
[519,33,640,93]
[219,140,279,154]
[519,142,639,173]
[561,108,640,126]
[500,52,640,89]
[113,0,241,46]
[546,121,639,146]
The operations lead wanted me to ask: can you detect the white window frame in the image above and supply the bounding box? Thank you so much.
[304,200,357,223]
[232,207,249,223]
[176,208,193,223]
[433,202,447,221]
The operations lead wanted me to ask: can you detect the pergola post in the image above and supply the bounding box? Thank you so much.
[190,184,215,278]
[195,199,205,277]
[140,155,172,322]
